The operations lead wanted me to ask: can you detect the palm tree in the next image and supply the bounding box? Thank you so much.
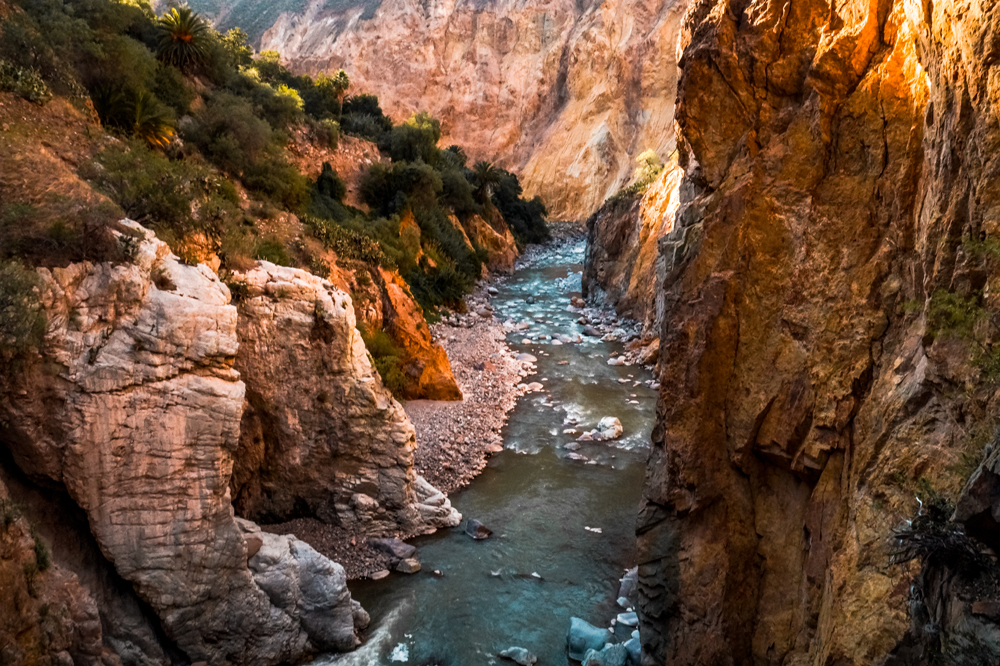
[471,160,502,204]
[156,7,209,72]
[131,91,175,149]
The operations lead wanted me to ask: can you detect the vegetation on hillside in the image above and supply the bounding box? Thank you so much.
[0,0,549,323]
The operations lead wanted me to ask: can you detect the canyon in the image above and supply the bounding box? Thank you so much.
[187,0,689,221]
[6,0,1000,663]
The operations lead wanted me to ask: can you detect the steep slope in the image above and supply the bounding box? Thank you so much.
[189,0,689,220]
[637,1,1000,664]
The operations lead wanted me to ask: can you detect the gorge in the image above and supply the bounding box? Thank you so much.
[5,0,1000,665]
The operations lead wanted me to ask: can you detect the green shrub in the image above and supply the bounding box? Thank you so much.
[0,58,50,104]
[359,324,406,396]
[0,260,46,362]
[305,215,392,267]
[253,238,293,266]
[156,7,210,72]
[315,162,347,203]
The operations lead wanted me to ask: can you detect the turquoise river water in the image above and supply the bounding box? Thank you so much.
[316,239,656,666]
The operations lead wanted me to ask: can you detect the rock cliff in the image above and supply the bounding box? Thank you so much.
[230,259,461,529]
[637,1,1000,665]
[190,0,689,220]
[583,161,682,333]
[0,221,449,664]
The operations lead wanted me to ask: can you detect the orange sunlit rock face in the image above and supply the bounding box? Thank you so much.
[638,1,1000,664]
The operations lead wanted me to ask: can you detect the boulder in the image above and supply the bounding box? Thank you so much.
[368,538,416,562]
[499,646,537,665]
[623,637,641,665]
[618,567,638,607]
[246,529,359,652]
[583,326,602,337]
[567,617,614,661]
[583,644,628,666]
[396,558,421,574]
[465,519,493,539]
[595,417,624,441]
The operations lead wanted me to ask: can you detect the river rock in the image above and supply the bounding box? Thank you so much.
[623,637,641,666]
[488,287,499,295]
[370,570,390,580]
[465,519,493,539]
[516,353,538,364]
[571,297,586,308]
[564,441,582,451]
[582,643,628,666]
[583,326,602,337]
[567,617,614,661]
[246,529,360,651]
[595,417,623,441]
[396,558,421,574]
[616,611,638,627]
[499,646,537,665]
[618,567,638,607]
[368,538,416,562]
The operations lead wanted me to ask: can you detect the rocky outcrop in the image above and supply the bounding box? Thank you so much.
[0,222,369,665]
[190,0,689,220]
[638,1,1000,665]
[230,260,461,528]
[583,162,682,333]
[378,268,465,400]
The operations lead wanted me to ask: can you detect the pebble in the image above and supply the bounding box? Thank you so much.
[371,569,391,580]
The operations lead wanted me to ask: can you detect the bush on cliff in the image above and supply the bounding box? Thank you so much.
[0,260,46,363]
[359,324,406,396]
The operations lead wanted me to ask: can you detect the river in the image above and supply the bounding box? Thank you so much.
[317,238,657,665]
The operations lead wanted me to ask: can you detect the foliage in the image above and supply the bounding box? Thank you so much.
[634,149,664,183]
[359,324,406,396]
[220,27,253,69]
[0,260,46,361]
[340,94,393,142]
[0,58,50,104]
[156,7,210,72]
[315,162,347,203]
[305,215,391,267]
[492,170,550,245]
[471,160,502,203]
[889,492,983,571]
[927,290,983,340]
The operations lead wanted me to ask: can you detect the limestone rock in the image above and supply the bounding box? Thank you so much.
[0,221,341,664]
[499,646,537,665]
[396,558,421,574]
[243,525,359,651]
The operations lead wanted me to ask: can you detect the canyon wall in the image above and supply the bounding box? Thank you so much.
[637,1,1000,664]
[583,161,682,333]
[0,222,453,664]
[190,0,689,221]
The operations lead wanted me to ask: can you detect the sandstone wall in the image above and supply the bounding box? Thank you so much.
[192,0,689,221]
[638,1,1000,664]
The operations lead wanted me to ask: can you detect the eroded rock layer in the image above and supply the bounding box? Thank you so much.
[638,1,1000,664]
[191,0,689,220]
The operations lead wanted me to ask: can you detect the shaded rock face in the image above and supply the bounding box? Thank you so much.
[230,260,461,530]
[583,162,682,333]
[638,1,1000,665]
[195,0,688,220]
[0,222,367,665]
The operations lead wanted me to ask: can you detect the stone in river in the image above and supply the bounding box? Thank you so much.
[582,644,628,666]
[618,567,638,606]
[499,647,537,665]
[465,519,493,539]
[370,570,390,580]
[595,417,624,441]
[526,296,534,304]
[477,308,492,318]
[624,637,641,666]
[396,558,421,574]
[552,339,563,346]
[566,452,587,461]
[488,287,499,295]
[369,537,416,562]
[616,611,638,627]
[567,617,614,661]
[571,296,586,308]
[576,433,594,442]
[583,325,602,337]
[516,353,538,363]
[617,596,630,608]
